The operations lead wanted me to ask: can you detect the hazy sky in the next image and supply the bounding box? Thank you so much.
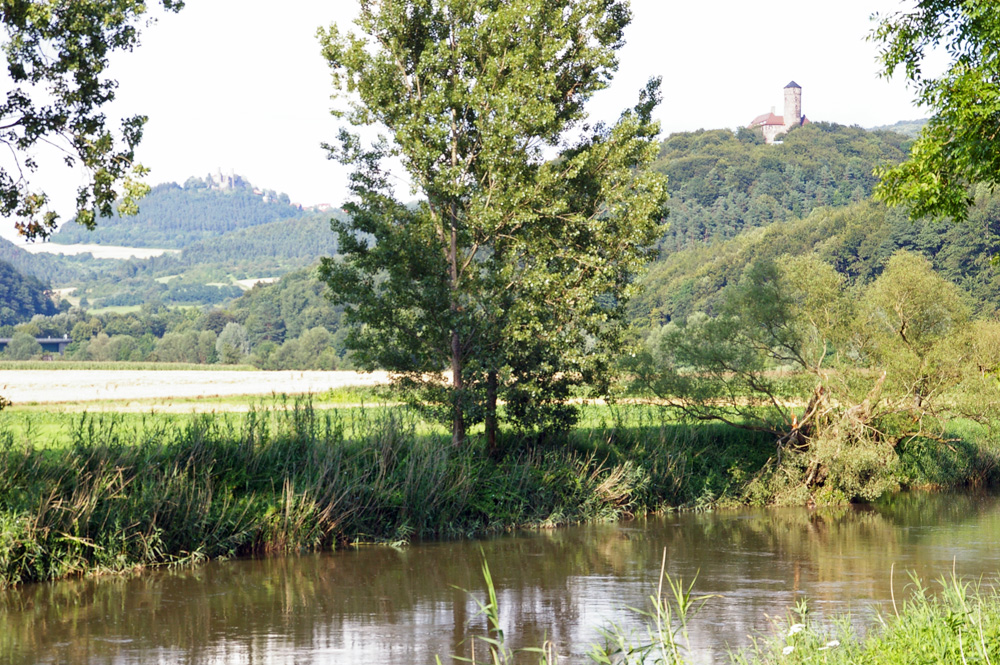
[12,0,925,237]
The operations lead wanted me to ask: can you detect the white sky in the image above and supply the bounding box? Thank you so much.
[6,0,924,239]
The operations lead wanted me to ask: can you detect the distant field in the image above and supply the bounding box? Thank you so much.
[84,304,144,314]
[234,277,280,290]
[0,369,393,409]
[0,361,258,371]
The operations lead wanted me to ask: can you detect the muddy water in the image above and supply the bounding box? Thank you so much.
[3,492,1000,664]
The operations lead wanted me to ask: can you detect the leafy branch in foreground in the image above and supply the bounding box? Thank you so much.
[0,0,183,238]
[870,0,1000,222]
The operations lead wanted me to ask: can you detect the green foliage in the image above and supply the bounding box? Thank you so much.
[871,0,1000,221]
[7,267,347,370]
[228,267,342,346]
[0,237,89,285]
[732,574,1000,665]
[633,190,1000,330]
[0,403,688,588]
[320,0,668,443]
[856,251,971,398]
[215,322,250,364]
[3,332,41,360]
[38,191,341,311]
[154,330,217,364]
[174,211,340,273]
[0,260,57,325]
[869,118,928,138]
[635,249,1000,504]
[51,179,305,249]
[654,124,909,252]
[0,0,183,239]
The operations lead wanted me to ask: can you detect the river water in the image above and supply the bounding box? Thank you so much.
[3,492,999,664]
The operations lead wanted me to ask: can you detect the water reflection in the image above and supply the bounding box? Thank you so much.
[3,493,1000,664]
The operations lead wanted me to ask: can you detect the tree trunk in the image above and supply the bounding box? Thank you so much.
[486,369,498,453]
[451,329,465,446]
[449,202,465,447]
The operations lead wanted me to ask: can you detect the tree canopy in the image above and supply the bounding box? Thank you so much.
[319,0,668,446]
[654,123,910,252]
[871,0,1000,221]
[51,179,304,249]
[0,0,182,238]
[0,259,57,325]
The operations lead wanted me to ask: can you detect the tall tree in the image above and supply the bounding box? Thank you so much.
[870,0,1000,221]
[0,0,183,239]
[319,0,667,446]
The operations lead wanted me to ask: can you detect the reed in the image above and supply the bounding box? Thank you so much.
[2,398,996,588]
[456,555,1000,664]
[0,401,695,588]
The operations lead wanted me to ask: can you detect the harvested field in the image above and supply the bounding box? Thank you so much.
[0,369,392,408]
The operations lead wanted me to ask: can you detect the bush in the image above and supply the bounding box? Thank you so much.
[4,332,41,360]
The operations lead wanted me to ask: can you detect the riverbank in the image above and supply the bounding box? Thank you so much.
[1,400,998,588]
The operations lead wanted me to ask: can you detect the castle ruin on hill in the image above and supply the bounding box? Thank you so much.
[748,81,808,144]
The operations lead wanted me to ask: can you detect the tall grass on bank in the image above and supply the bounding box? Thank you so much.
[726,571,1000,665]
[0,402,703,588]
[2,399,997,588]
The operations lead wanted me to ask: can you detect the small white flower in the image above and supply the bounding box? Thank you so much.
[788,623,806,636]
[782,645,794,655]
[818,639,841,651]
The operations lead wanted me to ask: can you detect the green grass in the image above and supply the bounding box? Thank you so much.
[2,396,999,588]
[725,573,1000,665]
[0,399,414,448]
[0,401,712,588]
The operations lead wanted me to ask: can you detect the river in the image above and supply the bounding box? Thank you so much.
[2,492,999,664]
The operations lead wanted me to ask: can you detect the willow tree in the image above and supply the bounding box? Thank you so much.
[319,0,668,446]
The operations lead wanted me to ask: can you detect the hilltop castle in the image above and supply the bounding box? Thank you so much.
[748,81,808,144]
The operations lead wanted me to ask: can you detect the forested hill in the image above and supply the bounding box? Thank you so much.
[868,118,927,138]
[0,237,88,284]
[0,260,59,325]
[50,176,307,249]
[654,122,911,252]
[631,193,1000,331]
[175,211,342,274]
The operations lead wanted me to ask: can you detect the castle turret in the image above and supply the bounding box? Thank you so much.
[783,81,802,129]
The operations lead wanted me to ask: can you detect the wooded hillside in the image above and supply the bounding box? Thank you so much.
[50,178,306,249]
[0,261,59,325]
[634,121,1000,332]
[656,122,910,252]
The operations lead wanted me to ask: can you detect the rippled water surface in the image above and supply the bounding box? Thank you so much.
[4,492,1000,664]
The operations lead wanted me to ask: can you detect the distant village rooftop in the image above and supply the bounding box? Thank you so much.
[748,81,808,144]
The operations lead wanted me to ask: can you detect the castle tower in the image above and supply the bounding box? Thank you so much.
[783,81,802,129]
